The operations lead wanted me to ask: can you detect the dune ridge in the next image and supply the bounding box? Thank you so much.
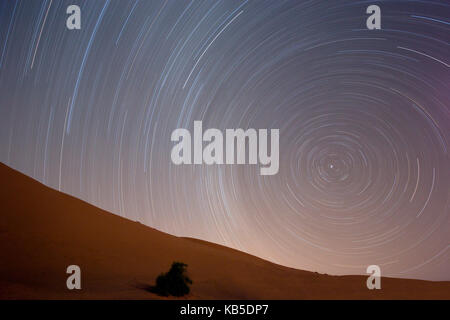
[0,162,449,299]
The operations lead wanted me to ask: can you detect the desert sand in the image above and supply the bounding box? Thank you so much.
[0,162,449,299]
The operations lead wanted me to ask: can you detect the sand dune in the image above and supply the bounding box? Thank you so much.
[0,162,448,299]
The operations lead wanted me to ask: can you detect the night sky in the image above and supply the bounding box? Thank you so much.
[0,0,448,280]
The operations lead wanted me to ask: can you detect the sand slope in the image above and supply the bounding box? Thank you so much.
[0,162,448,299]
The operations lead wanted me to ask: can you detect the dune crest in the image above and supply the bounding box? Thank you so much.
[0,162,448,299]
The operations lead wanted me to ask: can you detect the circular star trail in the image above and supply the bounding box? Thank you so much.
[0,0,448,280]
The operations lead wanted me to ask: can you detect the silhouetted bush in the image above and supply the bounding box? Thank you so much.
[152,262,192,297]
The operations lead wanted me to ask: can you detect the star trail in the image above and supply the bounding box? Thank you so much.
[0,0,448,280]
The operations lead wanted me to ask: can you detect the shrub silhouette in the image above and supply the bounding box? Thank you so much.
[153,262,192,297]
